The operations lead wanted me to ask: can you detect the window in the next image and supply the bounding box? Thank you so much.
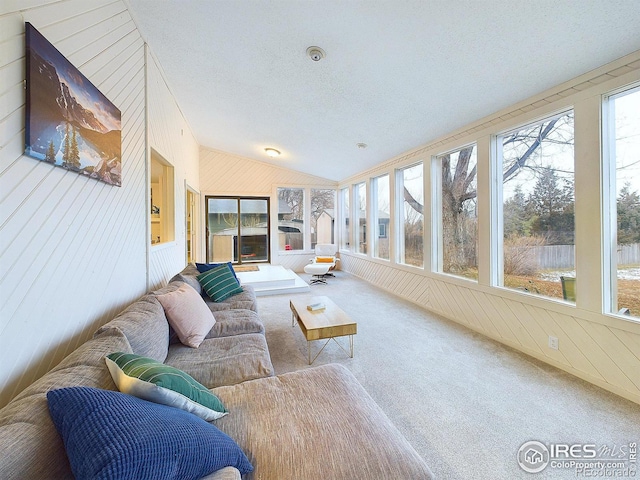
[499,111,575,301]
[277,188,304,251]
[206,196,270,263]
[373,174,390,259]
[436,145,478,280]
[310,189,336,248]
[340,187,350,250]
[355,182,367,254]
[605,87,640,318]
[150,151,175,245]
[397,163,423,267]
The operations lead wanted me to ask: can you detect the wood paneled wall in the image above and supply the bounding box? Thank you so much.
[0,0,199,407]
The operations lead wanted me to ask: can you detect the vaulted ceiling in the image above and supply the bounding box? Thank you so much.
[126,0,640,181]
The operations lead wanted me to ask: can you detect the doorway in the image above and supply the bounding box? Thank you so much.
[186,187,198,263]
[205,196,270,264]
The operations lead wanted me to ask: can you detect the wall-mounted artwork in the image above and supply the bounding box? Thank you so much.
[25,22,122,186]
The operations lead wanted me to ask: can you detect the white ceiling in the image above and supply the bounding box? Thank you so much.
[126,0,640,181]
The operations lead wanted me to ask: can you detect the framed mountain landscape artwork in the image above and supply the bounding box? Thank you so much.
[25,23,122,186]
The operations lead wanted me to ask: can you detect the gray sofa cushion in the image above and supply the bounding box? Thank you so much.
[165,333,274,388]
[207,284,257,312]
[207,309,264,338]
[0,328,132,479]
[95,293,170,362]
[212,364,434,480]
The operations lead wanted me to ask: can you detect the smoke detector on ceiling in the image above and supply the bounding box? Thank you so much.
[306,46,326,62]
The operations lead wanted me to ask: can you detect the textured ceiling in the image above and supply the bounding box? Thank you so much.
[126,0,640,181]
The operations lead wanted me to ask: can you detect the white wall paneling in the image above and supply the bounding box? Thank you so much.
[0,1,147,407]
[146,51,199,289]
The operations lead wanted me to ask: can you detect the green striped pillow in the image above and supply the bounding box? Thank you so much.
[197,264,243,302]
[105,352,227,421]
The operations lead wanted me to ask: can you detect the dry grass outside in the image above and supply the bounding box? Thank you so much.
[504,275,640,318]
[443,266,640,318]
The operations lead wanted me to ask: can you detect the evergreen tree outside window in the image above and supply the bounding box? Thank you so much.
[499,111,575,301]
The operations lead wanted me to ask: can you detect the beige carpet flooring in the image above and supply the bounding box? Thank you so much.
[256,270,640,479]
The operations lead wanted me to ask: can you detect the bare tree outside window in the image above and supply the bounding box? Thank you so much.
[401,112,575,296]
[278,188,304,250]
[500,112,575,300]
[437,145,478,279]
[398,164,423,267]
[310,189,335,247]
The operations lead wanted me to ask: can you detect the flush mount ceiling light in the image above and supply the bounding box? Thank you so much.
[264,148,281,157]
[306,46,326,62]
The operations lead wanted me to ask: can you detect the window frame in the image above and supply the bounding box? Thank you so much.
[495,109,576,302]
[150,150,175,247]
[395,162,425,268]
[602,84,640,319]
[433,143,479,281]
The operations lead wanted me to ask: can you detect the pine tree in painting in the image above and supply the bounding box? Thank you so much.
[62,123,70,168]
[44,140,56,164]
[70,127,80,169]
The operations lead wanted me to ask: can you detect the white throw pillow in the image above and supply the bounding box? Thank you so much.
[156,283,215,348]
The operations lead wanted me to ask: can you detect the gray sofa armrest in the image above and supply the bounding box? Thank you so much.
[212,364,434,479]
[200,466,241,480]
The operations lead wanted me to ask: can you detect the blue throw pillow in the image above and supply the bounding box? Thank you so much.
[47,386,253,480]
[196,262,239,282]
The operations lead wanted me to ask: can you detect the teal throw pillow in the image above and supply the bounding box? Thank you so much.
[105,352,227,421]
[197,263,243,302]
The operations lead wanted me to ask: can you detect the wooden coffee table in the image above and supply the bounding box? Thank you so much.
[290,296,357,364]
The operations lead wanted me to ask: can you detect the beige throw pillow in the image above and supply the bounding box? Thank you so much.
[157,283,215,348]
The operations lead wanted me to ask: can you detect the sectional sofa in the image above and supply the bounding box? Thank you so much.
[0,263,434,479]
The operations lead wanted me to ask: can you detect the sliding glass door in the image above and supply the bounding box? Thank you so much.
[206,196,270,264]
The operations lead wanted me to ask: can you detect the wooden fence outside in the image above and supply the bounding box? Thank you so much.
[519,243,640,269]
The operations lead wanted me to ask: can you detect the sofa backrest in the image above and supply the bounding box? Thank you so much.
[0,327,132,479]
[170,263,202,295]
[94,292,170,363]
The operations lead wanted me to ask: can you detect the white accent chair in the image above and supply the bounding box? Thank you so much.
[310,244,340,277]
